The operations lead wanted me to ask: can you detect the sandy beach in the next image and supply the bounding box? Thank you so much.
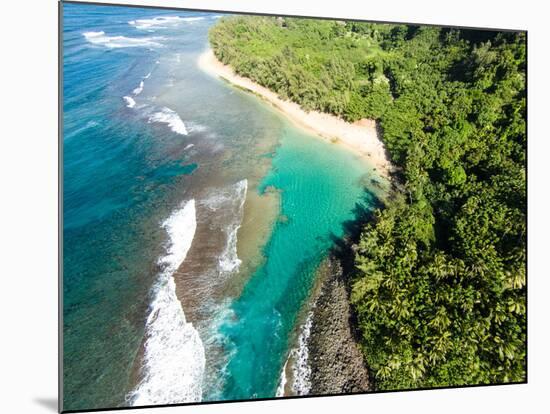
[198,49,392,177]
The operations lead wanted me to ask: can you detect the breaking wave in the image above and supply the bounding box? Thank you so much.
[291,312,313,395]
[123,96,136,108]
[276,312,313,397]
[83,31,164,48]
[203,180,248,275]
[127,200,206,406]
[148,107,188,135]
[129,16,205,30]
[276,357,289,397]
[133,80,144,95]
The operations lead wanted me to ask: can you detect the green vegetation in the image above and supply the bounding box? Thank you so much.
[210,17,526,390]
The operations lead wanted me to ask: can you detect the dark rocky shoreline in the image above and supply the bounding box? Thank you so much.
[307,257,371,395]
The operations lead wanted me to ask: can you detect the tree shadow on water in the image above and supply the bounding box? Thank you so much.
[325,187,385,389]
[329,187,384,278]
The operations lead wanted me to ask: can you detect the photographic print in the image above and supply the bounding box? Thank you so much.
[61,1,526,411]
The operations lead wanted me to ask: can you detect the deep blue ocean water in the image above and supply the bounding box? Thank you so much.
[62,2,381,410]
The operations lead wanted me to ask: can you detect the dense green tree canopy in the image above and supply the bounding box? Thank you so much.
[210,16,526,390]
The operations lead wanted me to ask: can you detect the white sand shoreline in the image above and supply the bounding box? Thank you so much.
[197,49,393,178]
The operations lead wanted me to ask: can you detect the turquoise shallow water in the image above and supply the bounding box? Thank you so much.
[216,123,377,400]
[62,2,381,410]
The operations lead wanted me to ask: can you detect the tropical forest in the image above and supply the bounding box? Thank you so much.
[209,16,527,390]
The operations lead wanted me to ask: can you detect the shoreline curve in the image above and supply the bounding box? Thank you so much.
[197,49,393,178]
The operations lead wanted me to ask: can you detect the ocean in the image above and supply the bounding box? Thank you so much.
[62,2,381,410]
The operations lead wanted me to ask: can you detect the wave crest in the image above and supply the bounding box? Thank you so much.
[83,31,164,48]
[203,180,248,275]
[127,200,206,406]
[133,81,144,95]
[276,312,313,397]
[123,96,136,108]
[148,107,188,136]
[129,16,205,30]
[291,312,313,395]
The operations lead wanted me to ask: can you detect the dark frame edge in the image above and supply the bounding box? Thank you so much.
[58,1,64,413]
[60,0,527,34]
[60,381,528,414]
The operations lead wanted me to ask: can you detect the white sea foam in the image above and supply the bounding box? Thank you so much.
[199,300,238,400]
[159,200,197,272]
[219,180,247,273]
[65,120,99,141]
[129,16,178,29]
[133,80,144,95]
[276,357,289,397]
[203,180,248,275]
[144,71,152,79]
[184,144,195,151]
[127,200,206,406]
[148,107,188,135]
[181,17,205,22]
[83,31,164,48]
[291,313,313,395]
[129,16,205,30]
[123,96,136,108]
